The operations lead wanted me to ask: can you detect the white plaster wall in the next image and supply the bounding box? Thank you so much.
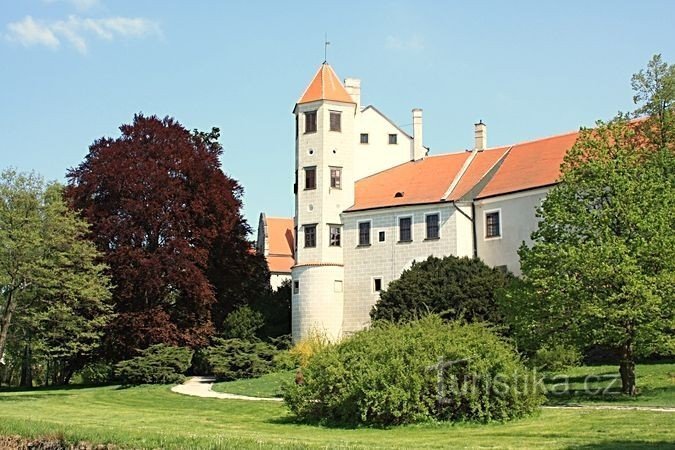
[474,188,550,275]
[291,265,344,342]
[341,203,459,334]
[353,107,413,181]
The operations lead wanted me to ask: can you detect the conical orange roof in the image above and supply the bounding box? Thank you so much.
[297,63,355,105]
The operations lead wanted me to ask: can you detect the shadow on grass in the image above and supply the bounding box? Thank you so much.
[546,386,673,406]
[567,441,675,449]
[0,383,111,394]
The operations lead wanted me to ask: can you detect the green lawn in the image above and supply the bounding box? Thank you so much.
[212,370,294,397]
[544,362,675,407]
[1,381,674,449]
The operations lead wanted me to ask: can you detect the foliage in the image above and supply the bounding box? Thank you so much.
[371,256,512,325]
[66,114,269,360]
[0,171,112,387]
[77,361,115,385]
[506,55,675,396]
[284,316,544,426]
[287,328,332,368]
[248,280,292,340]
[115,344,193,385]
[199,338,277,381]
[222,305,265,340]
[530,344,582,372]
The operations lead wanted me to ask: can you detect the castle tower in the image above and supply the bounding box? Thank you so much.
[291,63,357,341]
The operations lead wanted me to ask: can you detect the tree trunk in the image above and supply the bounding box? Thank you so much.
[19,344,32,388]
[619,343,637,396]
[0,289,17,365]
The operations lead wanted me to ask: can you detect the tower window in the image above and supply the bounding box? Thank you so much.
[293,281,299,294]
[329,225,341,247]
[399,216,412,242]
[426,213,440,239]
[330,167,342,189]
[305,111,317,133]
[358,221,371,246]
[388,133,398,145]
[329,111,341,132]
[304,224,317,248]
[374,278,383,292]
[304,166,316,190]
[379,231,386,242]
[360,133,369,144]
[485,210,501,238]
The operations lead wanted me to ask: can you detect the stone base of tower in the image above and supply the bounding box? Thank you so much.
[291,264,344,343]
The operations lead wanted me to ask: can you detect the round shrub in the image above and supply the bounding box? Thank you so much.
[115,344,193,385]
[530,344,582,372]
[200,338,277,381]
[283,316,544,426]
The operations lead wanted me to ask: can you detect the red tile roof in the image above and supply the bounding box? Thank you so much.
[476,131,579,199]
[447,146,511,199]
[298,63,355,105]
[264,217,294,274]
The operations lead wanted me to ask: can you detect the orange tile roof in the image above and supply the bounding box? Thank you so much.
[298,63,355,105]
[348,153,471,211]
[476,131,579,199]
[447,146,511,200]
[264,217,294,274]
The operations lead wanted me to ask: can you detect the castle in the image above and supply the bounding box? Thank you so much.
[257,62,580,342]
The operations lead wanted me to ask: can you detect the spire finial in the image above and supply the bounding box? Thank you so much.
[324,33,330,64]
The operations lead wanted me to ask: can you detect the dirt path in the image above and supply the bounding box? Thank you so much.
[171,376,283,402]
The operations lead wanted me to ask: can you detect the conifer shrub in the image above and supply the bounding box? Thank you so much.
[201,338,277,381]
[283,316,544,426]
[115,344,193,385]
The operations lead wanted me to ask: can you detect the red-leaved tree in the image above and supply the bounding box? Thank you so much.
[66,114,268,359]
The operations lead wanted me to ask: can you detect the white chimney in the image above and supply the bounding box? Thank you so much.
[344,78,361,111]
[412,108,425,161]
[474,120,487,151]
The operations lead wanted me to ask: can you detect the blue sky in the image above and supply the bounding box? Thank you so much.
[1,1,674,232]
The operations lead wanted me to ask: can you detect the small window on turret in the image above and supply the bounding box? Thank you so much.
[305,166,316,190]
[305,111,317,133]
[388,134,398,145]
[330,111,341,132]
[360,133,369,144]
[330,167,342,189]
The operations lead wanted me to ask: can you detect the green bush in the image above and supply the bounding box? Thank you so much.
[201,338,277,381]
[283,316,544,426]
[531,344,582,372]
[222,305,265,340]
[77,361,115,385]
[115,344,193,385]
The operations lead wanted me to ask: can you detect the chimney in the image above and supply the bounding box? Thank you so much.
[344,78,361,111]
[412,108,425,161]
[474,120,487,151]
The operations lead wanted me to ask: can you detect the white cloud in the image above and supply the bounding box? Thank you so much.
[386,34,425,52]
[5,15,161,54]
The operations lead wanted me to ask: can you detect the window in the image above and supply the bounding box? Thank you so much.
[374,278,382,292]
[293,281,299,294]
[329,111,341,132]
[305,111,317,133]
[485,210,501,238]
[360,133,369,144]
[399,217,412,242]
[379,231,386,242]
[358,221,371,246]
[304,224,317,248]
[388,133,398,145]
[304,166,316,190]
[426,213,440,239]
[329,225,341,247]
[330,167,342,189]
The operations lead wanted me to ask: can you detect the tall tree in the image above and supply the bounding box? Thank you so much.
[508,55,675,395]
[0,171,111,384]
[66,114,267,359]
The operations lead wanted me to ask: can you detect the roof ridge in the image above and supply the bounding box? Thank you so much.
[442,149,478,200]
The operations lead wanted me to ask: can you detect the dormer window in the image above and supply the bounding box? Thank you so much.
[330,111,341,132]
[305,111,317,133]
[388,133,398,145]
[360,133,369,144]
[394,192,404,198]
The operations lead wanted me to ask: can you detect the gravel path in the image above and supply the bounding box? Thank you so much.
[170,376,283,402]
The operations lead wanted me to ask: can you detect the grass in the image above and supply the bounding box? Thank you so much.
[544,362,675,407]
[212,370,294,398]
[0,383,674,449]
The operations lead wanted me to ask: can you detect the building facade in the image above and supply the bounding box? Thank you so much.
[260,63,581,341]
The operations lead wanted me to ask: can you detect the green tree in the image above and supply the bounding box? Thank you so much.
[371,255,512,325]
[0,171,111,385]
[509,55,675,396]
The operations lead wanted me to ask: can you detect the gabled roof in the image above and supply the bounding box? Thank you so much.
[347,153,471,212]
[264,217,294,274]
[476,130,579,199]
[297,63,355,105]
